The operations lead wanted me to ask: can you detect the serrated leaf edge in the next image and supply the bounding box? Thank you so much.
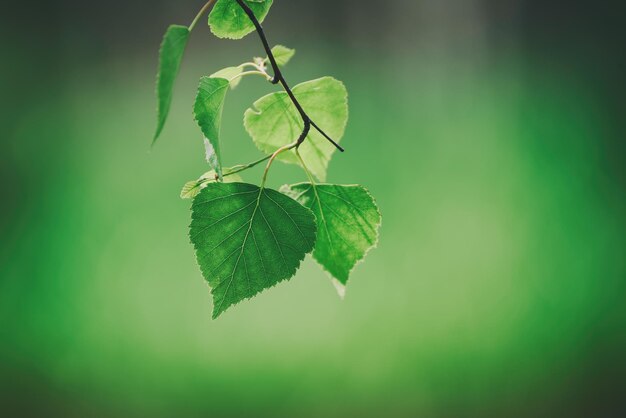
[243,76,349,182]
[154,24,190,144]
[190,184,317,318]
[208,0,273,40]
[193,76,230,178]
[280,183,381,296]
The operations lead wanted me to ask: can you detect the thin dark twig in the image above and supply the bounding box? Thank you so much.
[310,120,343,151]
[234,0,345,152]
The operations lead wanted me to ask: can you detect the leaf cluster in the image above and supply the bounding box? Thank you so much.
[153,0,381,318]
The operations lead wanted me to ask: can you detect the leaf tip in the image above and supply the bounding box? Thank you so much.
[211,307,224,320]
[151,129,161,147]
[332,279,347,300]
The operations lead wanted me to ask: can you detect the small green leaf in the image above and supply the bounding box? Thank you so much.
[190,182,317,318]
[210,66,244,89]
[194,77,230,178]
[154,25,190,144]
[244,77,348,182]
[181,169,243,199]
[208,0,273,40]
[181,180,207,200]
[281,183,381,288]
[268,45,295,67]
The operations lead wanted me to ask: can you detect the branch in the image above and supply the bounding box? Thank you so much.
[234,0,345,153]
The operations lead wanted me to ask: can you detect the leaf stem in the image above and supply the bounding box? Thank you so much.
[231,70,270,82]
[204,140,299,183]
[189,0,217,32]
[233,0,345,152]
[261,141,298,187]
[295,149,316,185]
[222,154,272,178]
[296,148,325,235]
[237,62,259,70]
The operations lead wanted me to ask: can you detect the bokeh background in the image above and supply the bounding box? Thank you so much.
[1,1,625,416]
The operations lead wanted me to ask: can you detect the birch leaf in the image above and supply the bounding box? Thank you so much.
[154,25,190,143]
[190,182,316,318]
[281,183,381,287]
[244,77,348,181]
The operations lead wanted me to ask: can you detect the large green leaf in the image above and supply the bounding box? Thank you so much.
[208,0,273,40]
[154,25,190,144]
[281,183,381,288]
[244,77,348,182]
[193,77,230,177]
[190,182,317,318]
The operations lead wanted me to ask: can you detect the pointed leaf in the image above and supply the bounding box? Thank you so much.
[208,0,273,40]
[190,182,317,318]
[268,45,295,67]
[281,183,381,286]
[194,77,230,177]
[244,77,348,181]
[154,25,190,143]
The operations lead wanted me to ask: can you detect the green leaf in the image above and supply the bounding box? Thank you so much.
[268,45,295,67]
[181,180,208,200]
[154,25,190,144]
[208,0,273,40]
[281,183,381,288]
[210,66,244,89]
[190,182,317,318]
[244,77,348,181]
[194,77,230,177]
[181,169,243,199]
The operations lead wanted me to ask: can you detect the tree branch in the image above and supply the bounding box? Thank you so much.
[234,0,345,152]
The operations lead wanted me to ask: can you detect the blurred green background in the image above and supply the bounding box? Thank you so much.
[1,1,625,416]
